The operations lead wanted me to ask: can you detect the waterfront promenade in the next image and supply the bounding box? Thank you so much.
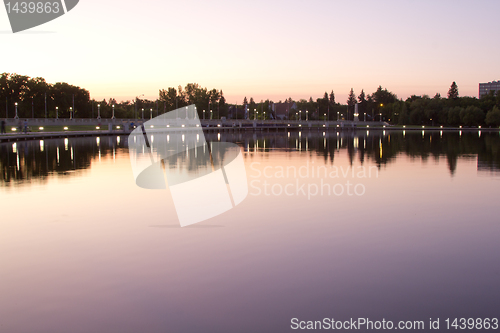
[0,118,494,143]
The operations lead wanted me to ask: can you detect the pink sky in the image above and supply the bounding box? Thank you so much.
[1,0,499,103]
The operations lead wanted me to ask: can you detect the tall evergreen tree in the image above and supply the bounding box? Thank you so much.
[347,88,356,120]
[358,89,367,121]
[329,90,335,105]
[448,81,459,99]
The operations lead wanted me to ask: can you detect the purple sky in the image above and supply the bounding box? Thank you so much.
[1,0,499,103]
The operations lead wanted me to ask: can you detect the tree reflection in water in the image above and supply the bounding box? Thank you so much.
[2,130,500,186]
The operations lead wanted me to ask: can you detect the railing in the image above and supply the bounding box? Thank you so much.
[2,118,389,127]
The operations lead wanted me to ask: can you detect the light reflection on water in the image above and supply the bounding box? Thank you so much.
[0,130,499,333]
[2,130,500,187]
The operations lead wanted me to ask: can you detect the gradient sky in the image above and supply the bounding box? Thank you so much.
[1,0,499,104]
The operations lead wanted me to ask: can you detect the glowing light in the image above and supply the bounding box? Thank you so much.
[117,136,120,144]
[217,124,221,127]
[63,127,68,130]
[96,126,100,129]
[12,142,17,153]
[167,125,170,128]
[150,125,154,128]
[116,126,121,129]
[40,140,44,151]
[39,127,44,130]
[182,124,185,128]
[11,128,16,131]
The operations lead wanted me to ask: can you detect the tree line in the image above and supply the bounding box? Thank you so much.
[2,73,500,126]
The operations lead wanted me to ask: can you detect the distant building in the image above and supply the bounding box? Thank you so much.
[273,102,297,120]
[479,81,500,98]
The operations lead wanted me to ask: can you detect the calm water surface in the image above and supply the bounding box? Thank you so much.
[1,130,499,332]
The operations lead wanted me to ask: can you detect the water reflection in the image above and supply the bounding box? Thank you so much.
[0,136,126,186]
[2,130,500,186]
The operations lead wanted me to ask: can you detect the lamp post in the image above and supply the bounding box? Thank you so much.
[263,111,266,120]
[111,105,115,119]
[337,111,339,121]
[203,110,205,120]
[210,110,213,119]
[56,107,58,119]
[299,110,302,121]
[324,113,326,121]
[97,104,101,119]
[306,110,308,121]
[14,102,19,119]
[150,108,152,119]
[69,107,73,119]
[141,108,144,120]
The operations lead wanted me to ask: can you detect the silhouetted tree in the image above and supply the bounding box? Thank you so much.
[448,81,459,99]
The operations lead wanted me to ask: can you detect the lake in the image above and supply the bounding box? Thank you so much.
[1,129,499,332]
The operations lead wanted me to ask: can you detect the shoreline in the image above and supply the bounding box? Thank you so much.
[1,124,498,143]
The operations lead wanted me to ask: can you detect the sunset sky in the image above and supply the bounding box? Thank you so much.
[1,0,499,104]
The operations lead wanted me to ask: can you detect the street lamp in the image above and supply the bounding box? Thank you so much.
[141,108,144,120]
[210,110,213,119]
[56,107,58,119]
[203,110,205,120]
[306,110,309,121]
[299,110,302,121]
[150,108,152,119]
[337,111,339,121]
[97,104,101,119]
[111,105,115,119]
[263,111,266,120]
[254,108,256,120]
[14,102,18,119]
[69,107,73,119]
[324,113,326,121]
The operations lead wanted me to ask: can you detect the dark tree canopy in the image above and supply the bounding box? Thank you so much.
[448,81,459,99]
